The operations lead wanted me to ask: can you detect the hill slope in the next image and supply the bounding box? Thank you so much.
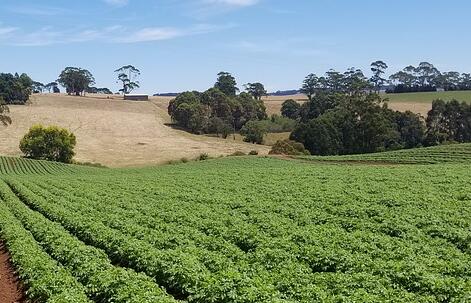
[0,94,269,167]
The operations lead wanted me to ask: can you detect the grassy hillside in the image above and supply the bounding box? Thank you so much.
[0,94,269,167]
[0,153,470,302]
[385,91,471,103]
[299,143,471,164]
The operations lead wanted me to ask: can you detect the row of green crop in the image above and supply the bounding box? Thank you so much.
[35,174,471,301]
[14,158,471,302]
[7,178,293,303]
[298,143,471,164]
[0,185,92,303]
[0,156,81,175]
[0,180,177,303]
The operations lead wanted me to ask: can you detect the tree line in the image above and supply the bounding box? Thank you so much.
[281,68,471,155]
[300,61,471,95]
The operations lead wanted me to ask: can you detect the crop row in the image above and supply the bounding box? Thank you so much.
[0,156,80,175]
[13,159,471,302]
[0,185,91,303]
[7,178,294,303]
[0,180,177,303]
[299,143,471,164]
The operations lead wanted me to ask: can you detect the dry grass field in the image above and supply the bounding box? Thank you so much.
[261,91,471,117]
[0,94,269,167]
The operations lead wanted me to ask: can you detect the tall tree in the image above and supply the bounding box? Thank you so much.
[300,74,319,101]
[416,62,440,87]
[281,99,301,120]
[244,82,267,100]
[115,65,140,94]
[57,67,95,96]
[370,60,388,91]
[214,72,238,96]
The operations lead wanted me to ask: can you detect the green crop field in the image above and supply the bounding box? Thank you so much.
[384,91,471,103]
[0,149,470,302]
[299,143,471,164]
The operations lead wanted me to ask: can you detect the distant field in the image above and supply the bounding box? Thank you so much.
[263,91,471,116]
[0,152,470,302]
[384,91,471,103]
[298,143,471,164]
[0,94,269,167]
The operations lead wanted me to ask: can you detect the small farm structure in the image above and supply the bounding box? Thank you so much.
[124,94,149,101]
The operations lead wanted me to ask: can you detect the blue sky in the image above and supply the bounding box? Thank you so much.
[0,0,470,94]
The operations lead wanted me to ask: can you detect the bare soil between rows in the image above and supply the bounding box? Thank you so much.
[0,242,24,303]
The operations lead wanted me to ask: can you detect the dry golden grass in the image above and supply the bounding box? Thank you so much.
[262,94,432,116]
[0,94,269,167]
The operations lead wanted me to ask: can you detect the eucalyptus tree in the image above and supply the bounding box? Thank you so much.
[370,60,388,91]
[115,65,140,94]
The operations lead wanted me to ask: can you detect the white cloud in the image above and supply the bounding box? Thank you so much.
[103,0,129,7]
[7,6,70,16]
[0,27,18,36]
[0,23,229,46]
[118,27,182,43]
[205,0,259,7]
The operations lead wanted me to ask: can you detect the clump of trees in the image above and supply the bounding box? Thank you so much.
[424,100,471,145]
[86,87,113,94]
[0,73,33,104]
[19,125,76,163]
[58,67,95,96]
[288,68,471,155]
[44,82,60,93]
[168,72,267,136]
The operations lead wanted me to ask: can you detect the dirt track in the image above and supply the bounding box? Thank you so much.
[0,242,23,303]
[0,94,269,167]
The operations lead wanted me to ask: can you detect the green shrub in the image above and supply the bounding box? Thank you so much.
[269,139,310,156]
[198,153,210,161]
[73,161,107,168]
[249,150,258,155]
[231,151,246,156]
[240,121,267,144]
[19,125,76,163]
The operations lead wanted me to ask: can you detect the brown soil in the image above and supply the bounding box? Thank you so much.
[0,242,24,303]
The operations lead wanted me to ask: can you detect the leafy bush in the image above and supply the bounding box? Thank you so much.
[261,115,297,133]
[240,121,267,144]
[269,139,310,155]
[231,151,246,156]
[198,153,210,161]
[19,125,76,163]
[249,150,258,155]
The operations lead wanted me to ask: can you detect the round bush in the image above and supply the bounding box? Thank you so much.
[19,125,76,163]
[269,140,310,156]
